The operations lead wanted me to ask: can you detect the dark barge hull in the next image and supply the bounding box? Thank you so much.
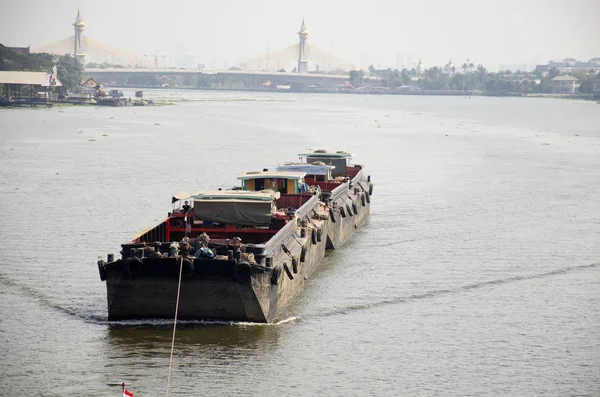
[102,170,371,323]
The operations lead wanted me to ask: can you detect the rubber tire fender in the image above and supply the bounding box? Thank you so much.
[292,256,299,273]
[329,206,336,222]
[232,261,252,282]
[339,206,346,218]
[346,204,353,217]
[317,228,323,242]
[300,245,307,263]
[352,202,358,215]
[271,266,282,285]
[283,263,294,280]
[365,192,371,203]
[179,258,195,281]
[369,183,374,196]
[126,257,144,278]
[361,194,366,207]
[311,228,318,244]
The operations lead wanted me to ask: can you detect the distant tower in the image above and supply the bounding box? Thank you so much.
[73,8,86,62]
[416,58,425,76]
[297,18,309,73]
[444,58,455,75]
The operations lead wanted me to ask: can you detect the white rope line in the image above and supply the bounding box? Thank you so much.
[166,256,184,397]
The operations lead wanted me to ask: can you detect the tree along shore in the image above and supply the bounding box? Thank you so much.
[95,67,600,99]
[0,44,83,97]
[348,63,599,97]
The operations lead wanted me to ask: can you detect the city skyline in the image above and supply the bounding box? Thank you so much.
[1,0,599,71]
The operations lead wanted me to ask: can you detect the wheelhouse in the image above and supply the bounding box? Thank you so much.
[237,170,306,194]
[298,150,364,179]
[276,163,341,191]
[237,170,317,217]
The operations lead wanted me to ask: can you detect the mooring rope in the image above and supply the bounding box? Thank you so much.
[165,255,184,397]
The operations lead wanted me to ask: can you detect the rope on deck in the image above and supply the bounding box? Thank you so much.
[165,256,184,397]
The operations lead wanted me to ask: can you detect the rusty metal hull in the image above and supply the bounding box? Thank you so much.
[102,171,372,323]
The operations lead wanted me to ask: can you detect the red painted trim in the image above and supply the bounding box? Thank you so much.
[169,227,278,235]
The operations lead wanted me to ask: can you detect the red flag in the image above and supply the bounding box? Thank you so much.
[123,390,134,397]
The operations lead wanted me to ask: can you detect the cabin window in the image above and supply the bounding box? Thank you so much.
[245,179,257,191]
[254,179,264,191]
[286,180,296,194]
[256,178,287,193]
[277,179,286,191]
[315,175,326,182]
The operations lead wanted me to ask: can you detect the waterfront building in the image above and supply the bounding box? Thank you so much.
[551,75,579,94]
[0,71,63,106]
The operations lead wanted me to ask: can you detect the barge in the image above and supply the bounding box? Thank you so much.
[97,150,373,323]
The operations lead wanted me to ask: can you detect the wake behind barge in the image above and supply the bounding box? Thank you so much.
[97,151,373,323]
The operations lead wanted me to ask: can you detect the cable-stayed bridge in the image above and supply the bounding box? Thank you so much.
[33,11,358,87]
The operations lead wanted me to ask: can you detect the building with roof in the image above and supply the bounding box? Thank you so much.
[551,75,579,94]
[82,77,100,89]
[32,9,153,68]
[536,58,600,73]
[0,70,63,106]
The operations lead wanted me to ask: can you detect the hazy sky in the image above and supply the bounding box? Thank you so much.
[1,0,599,70]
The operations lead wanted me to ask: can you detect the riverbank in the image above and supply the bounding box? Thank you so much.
[94,85,600,101]
[0,98,175,108]
[523,93,599,101]
[1,88,597,110]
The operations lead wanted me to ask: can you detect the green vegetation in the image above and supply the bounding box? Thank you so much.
[54,54,84,92]
[0,45,53,72]
[349,69,364,86]
[367,61,600,96]
[0,44,83,92]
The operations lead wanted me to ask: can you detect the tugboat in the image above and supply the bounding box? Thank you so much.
[97,150,373,323]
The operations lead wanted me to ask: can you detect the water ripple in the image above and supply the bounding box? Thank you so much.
[308,262,600,318]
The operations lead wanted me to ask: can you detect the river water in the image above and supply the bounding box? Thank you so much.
[0,91,599,396]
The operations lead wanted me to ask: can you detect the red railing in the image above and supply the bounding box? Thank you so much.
[276,193,313,209]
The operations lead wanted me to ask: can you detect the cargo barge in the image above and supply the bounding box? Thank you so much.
[97,150,373,323]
